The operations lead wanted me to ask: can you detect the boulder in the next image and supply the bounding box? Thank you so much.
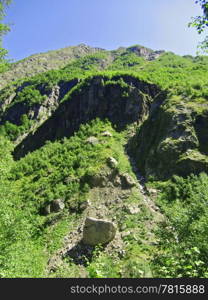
[43,204,51,215]
[90,174,106,187]
[79,200,91,211]
[107,157,118,168]
[101,131,112,137]
[113,175,122,186]
[121,173,136,188]
[148,188,158,197]
[51,199,65,212]
[86,136,99,145]
[124,205,141,215]
[82,217,116,246]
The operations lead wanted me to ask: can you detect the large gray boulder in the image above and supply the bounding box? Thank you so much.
[82,217,116,246]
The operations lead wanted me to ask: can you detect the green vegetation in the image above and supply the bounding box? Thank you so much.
[0,119,146,277]
[108,52,147,70]
[189,0,208,52]
[4,50,207,125]
[12,119,117,210]
[0,0,11,73]
[14,86,47,106]
[0,46,108,89]
[149,173,208,277]
[0,44,208,278]
[0,115,32,141]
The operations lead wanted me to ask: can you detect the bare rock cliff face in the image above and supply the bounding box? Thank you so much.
[14,75,164,159]
[130,99,208,179]
[0,79,79,144]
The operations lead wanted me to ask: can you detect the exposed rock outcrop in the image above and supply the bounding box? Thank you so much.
[131,99,208,179]
[14,75,164,159]
[127,45,165,60]
[0,44,106,90]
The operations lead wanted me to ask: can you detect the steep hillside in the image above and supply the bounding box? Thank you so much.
[13,74,164,159]
[0,45,208,278]
[0,44,106,90]
[0,44,163,90]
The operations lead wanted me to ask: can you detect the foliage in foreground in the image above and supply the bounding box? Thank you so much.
[0,119,133,277]
[150,173,208,277]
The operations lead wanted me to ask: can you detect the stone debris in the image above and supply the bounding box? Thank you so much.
[107,157,118,168]
[82,217,116,246]
[124,205,141,215]
[86,136,99,145]
[79,200,91,211]
[43,199,65,215]
[101,131,113,137]
[121,173,136,188]
[51,199,65,212]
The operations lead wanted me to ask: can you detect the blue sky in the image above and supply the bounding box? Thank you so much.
[3,0,206,61]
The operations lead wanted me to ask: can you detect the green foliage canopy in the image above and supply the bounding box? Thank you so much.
[0,0,11,73]
[189,0,208,52]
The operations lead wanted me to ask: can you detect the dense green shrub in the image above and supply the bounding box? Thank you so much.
[0,119,131,277]
[151,173,208,277]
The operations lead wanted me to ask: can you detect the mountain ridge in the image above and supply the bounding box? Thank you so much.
[0,43,165,90]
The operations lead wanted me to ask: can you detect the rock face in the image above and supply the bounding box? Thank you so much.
[82,217,116,246]
[0,80,78,146]
[0,80,78,127]
[132,99,208,179]
[127,45,165,61]
[0,44,106,90]
[9,61,208,181]
[14,75,163,159]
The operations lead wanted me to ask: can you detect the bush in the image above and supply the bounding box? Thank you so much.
[152,173,208,277]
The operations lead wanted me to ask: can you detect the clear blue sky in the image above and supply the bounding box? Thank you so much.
[3,0,206,61]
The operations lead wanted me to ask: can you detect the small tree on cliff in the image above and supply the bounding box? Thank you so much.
[0,0,11,72]
[189,0,208,52]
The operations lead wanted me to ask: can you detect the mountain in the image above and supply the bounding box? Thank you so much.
[0,44,163,90]
[0,44,106,90]
[0,44,208,278]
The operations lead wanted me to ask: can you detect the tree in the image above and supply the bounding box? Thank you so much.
[189,0,208,52]
[0,1,11,36]
[0,0,11,72]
